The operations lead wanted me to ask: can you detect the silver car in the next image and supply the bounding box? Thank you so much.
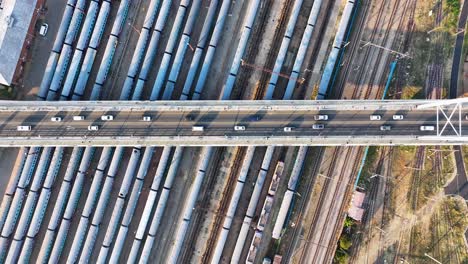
[380,125,391,131]
[314,115,328,121]
[312,124,325,130]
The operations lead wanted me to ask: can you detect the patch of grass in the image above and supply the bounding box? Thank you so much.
[357,147,379,190]
[462,146,468,165]
[443,0,461,32]
[401,86,425,99]
[410,197,468,263]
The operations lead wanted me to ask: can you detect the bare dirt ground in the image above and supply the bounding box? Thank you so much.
[351,0,468,263]
[284,0,413,262]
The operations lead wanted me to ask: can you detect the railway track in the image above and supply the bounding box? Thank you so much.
[349,0,389,99]
[200,147,246,263]
[393,0,417,98]
[322,148,363,263]
[361,148,388,263]
[407,146,425,256]
[295,147,341,263]
[234,0,274,100]
[252,0,295,100]
[180,147,226,263]
[282,147,325,262]
[298,147,360,264]
[363,0,403,99]
[333,0,372,99]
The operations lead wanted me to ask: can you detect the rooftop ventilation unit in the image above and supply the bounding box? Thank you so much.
[5,15,14,27]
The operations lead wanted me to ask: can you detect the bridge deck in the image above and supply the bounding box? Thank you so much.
[0,100,465,146]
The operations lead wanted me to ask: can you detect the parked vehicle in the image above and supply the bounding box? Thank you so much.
[39,23,48,36]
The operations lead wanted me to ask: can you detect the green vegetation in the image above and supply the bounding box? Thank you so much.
[357,146,379,190]
[333,217,356,264]
[444,0,461,32]
[417,147,454,209]
[0,85,14,99]
[411,198,468,263]
[401,86,425,99]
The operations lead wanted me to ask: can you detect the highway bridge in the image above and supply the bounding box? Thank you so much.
[0,99,466,146]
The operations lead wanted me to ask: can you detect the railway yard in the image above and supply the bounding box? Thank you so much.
[0,0,468,264]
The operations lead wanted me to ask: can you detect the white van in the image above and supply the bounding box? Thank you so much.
[192,126,204,132]
[51,116,62,122]
[39,23,48,36]
[73,115,85,121]
[17,125,31,131]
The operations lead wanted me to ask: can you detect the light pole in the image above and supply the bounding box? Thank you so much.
[424,253,442,264]
[361,41,411,58]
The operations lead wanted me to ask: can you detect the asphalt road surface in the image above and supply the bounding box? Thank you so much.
[0,109,457,137]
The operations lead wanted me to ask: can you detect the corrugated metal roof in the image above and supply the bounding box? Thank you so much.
[0,0,38,85]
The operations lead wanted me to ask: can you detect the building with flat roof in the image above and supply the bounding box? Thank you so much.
[0,0,42,86]
[348,191,366,222]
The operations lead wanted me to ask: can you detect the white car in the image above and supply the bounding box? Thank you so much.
[192,126,204,132]
[314,115,328,121]
[312,124,324,130]
[101,115,114,121]
[88,125,99,131]
[370,115,381,121]
[73,115,85,121]
[234,125,246,131]
[50,116,62,122]
[420,125,435,131]
[142,116,152,121]
[284,127,293,132]
[17,125,31,131]
[380,125,391,131]
[392,115,404,120]
[39,23,48,36]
